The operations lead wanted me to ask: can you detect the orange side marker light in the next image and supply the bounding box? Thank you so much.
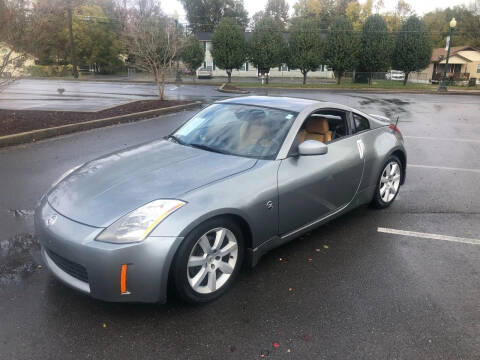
[120,264,128,294]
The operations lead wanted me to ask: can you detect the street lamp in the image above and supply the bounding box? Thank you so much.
[439,17,457,91]
[173,12,182,83]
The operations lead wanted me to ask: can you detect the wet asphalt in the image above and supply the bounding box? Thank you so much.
[0,83,479,359]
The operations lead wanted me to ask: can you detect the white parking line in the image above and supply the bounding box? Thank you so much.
[377,227,480,245]
[404,135,480,144]
[408,164,480,174]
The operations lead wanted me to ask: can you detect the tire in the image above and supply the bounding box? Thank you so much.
[371,155,402,209]
[172,217,244,304]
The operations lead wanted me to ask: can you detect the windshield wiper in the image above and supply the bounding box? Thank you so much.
[189,143,229,155]
[168,134,185,145]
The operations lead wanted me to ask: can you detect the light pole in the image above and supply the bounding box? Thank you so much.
[439,17,457,91]
[174,12,182,83]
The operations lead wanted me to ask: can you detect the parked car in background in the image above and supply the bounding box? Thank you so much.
[197,66,213,79]
[385,70,406,81]
[36,96,407,304]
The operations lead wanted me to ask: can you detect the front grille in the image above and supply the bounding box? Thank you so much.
[46,249,89,283]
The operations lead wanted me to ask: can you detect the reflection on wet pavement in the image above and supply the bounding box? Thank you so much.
[0,233,41,285]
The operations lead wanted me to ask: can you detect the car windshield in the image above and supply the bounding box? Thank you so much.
[171,103,297,159]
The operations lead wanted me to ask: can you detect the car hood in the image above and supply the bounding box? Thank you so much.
[47,140,256,227]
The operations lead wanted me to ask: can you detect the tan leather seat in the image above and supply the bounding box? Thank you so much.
[297,117,332,144]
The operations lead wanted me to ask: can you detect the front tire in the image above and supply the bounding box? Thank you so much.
[371,155,402,209]
[172,217,244,304]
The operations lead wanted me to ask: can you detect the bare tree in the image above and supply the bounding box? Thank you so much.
[0,0,31,77]
[125,5,180,100]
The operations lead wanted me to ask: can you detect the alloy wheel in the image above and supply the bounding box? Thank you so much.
[379,161,401,203]
[187,227,238,294]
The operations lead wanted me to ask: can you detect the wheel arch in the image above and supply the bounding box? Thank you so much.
[390,148,407,184]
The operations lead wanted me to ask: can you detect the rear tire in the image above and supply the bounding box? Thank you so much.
[371,155,402,209]
[172,217,244,304]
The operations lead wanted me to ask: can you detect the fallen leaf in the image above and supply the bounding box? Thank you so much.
[301,334,310,342]
[323,245,329,249]
[287,349,291,353]
[260,350,269,358]
[307,258,313,262]
[37,265,43,269]
[288,288,293,292]
[315,248,321,252]
[272,342,280,348]
[102,323,107,328]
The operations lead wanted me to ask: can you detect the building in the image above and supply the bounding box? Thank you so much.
[195,32,334,80]
[425,46,480,83]
[0,42,36,77]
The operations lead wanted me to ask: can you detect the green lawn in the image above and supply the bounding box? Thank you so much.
[229,80,478,91]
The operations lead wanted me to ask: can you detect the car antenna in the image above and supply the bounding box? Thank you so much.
[392,115,399,132]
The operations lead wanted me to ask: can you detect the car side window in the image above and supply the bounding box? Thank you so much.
[296,110,349,145]
[352,113,370,133]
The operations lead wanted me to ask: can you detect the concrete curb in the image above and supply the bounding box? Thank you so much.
[0,101,202,148]
[217,83,249,94]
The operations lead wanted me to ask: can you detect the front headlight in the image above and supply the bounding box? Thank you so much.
[96,199,185,244]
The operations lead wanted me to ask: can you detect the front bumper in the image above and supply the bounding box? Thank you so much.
[35,198,183,303]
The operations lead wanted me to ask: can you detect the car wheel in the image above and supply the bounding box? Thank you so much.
[172,217,244,303]
[371,155,402,209]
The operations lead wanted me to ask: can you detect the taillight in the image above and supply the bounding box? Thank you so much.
[389,124,402,136]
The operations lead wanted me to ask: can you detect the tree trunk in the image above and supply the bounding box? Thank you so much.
[67,7,78,79]
[158,69,166,100]
[302,71,307,85]
[336,71,342,85]
[227,70,232,83]
[265,69,270,84]
[403,72,409,86]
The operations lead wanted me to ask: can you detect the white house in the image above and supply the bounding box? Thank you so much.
[195,32,334,80]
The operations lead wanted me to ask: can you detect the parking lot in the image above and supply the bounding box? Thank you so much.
[0,83,479,359]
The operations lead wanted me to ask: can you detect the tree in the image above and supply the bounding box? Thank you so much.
[126,11,180,99]
[179,0,249,32]
[265,0,289,30]
[293,0,347,28]
[345,0,373,31]
[392,16,432,85]
[249,17,286,83]
[0,0,32,77]
[180,35,205,81]
[325,16,358,84]
[250,10,265,29]
[72,5,123,73]
[211,17,246,83]
[358,14,392,79]
[423,6,480,49]
[383,0,413,31]
[286,18,324,84]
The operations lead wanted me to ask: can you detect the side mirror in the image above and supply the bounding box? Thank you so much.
[298,140,328,156]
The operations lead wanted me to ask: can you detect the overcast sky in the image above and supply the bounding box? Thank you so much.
[162,0,474,23]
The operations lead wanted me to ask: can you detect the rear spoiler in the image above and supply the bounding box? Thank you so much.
[368,113,393,124]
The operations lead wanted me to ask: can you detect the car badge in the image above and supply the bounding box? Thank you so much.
[46,214,58,226]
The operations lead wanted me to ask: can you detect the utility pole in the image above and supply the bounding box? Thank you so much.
[67,6,78,79]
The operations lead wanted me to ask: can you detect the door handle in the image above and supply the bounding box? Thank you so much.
[356,139,365,159]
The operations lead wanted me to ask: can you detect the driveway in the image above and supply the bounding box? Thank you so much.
[0,89,479,359]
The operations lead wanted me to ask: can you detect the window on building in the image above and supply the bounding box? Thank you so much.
[477,64,480,73]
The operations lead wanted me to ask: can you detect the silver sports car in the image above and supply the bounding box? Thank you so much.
[35,96,406,304]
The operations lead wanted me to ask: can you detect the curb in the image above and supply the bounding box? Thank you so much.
[217,83,249,94]
[0,101,202,148]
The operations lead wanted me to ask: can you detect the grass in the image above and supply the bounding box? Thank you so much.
[228,79,479,91]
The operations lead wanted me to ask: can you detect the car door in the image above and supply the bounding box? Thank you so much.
[277,111,365,235]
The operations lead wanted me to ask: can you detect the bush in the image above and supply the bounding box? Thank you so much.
[27,65,73,77]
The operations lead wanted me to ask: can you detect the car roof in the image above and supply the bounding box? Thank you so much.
[216,96,321,112]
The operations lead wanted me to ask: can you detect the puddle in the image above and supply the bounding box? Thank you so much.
[0,233,41,285]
